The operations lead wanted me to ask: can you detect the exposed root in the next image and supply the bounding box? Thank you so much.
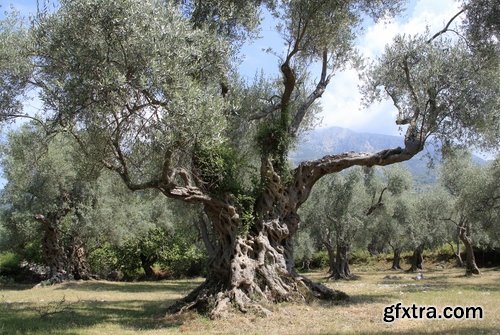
[166,274,348,320]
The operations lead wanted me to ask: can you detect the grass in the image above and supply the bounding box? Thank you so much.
[0,266,499,335]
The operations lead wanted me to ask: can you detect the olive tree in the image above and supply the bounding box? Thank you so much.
[363,166,414,270]
[1,0,498,317]
[0,124,98,282]
[441,152,500,275]
[301,167,369,279]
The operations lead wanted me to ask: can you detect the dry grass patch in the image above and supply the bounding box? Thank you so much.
[1,268,498,334]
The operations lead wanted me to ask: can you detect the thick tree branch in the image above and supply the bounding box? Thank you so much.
[290,49,332,136]
[290,139,423,208]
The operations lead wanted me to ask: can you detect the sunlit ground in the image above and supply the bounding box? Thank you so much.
[1,266,498,335]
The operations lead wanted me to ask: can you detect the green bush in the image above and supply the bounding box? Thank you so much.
[88,243,119,277]
[159,242,207,278]
[0,252,21,275]
[350,249,373,264]
[310,250,329,269]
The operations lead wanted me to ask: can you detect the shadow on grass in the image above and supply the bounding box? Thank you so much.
[311,326,499,335]
[55,279,201,294]
[0,297,185,334]
[316,292,394,309]
[390,277,500,293]
[0,283,36,291]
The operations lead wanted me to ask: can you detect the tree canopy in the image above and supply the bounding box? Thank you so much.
[0,0,498,318]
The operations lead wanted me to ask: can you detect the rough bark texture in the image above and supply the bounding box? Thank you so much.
[167,160,349,318]
[329,244,352,280]
[68,235,92,280]
[36,213,70,283]
[409,244,424,272]
[459,225,480,275]
[391,247,402,270]
[34,194,93,284]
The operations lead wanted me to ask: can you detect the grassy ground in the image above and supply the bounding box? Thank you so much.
[1,266,499,335]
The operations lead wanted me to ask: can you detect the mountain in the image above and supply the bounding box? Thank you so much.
[290,126,488,184]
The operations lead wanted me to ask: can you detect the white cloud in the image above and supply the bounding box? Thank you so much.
[318,0,463,136]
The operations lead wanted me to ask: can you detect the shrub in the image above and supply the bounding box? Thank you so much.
[310,250,329,269]
[0,252,21,276]
[88,243,119,277]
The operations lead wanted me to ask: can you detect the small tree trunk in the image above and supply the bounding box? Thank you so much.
[139,254,157,279]
[459,225,480,275]
[68,235,92,280]
[391,247,402,270]
[409,244,424,272]
[330,243,351,280]
[448,239,464,268]
[323,242,336,274]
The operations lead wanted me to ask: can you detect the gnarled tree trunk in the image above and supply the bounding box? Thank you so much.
[163,135,425,317]
[330,243,351,280]
[391,247,402,270]
[34,193,93,283]
[459,223,480,275]
[409,244,424,272]
[167,160,350,318]
[68,235,92,280]
[36,213,70,283]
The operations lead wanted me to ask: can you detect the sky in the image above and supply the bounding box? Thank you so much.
[238,0,463,137]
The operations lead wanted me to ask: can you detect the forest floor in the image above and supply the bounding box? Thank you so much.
[1,264,499,335]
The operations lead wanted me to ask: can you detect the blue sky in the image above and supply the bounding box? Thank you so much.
[237,0,462,137]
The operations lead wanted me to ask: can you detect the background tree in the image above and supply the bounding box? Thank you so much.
[363,166,414,270]
[441,152,500,275]
[1,0,498,317]
[406,187,451,272]
[0,124,98,282]
[301,167,370,279]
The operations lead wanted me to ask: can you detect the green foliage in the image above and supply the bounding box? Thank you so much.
[0,9,32,118]
[310,251,329,269]
[87,243,118,277]
[158,241,206,278]
[110,226,207,279]
[234,193,255,236]
[363,15,499,151]
[349,249,373,265]
[193,142,242,195]
[0,252,21,275]
[256,119,292,173]
[441,151,500,249]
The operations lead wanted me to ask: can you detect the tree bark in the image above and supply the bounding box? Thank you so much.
[35,213,70,283]
[68,235,92,280]
[459,223,480,275]
[323,242,336,274]
[391,247,402,270]
[409,244,424,272]
[167,161,348,318]
[139,253,157,279]
[34,193,93,283]
[329,243,351,280]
